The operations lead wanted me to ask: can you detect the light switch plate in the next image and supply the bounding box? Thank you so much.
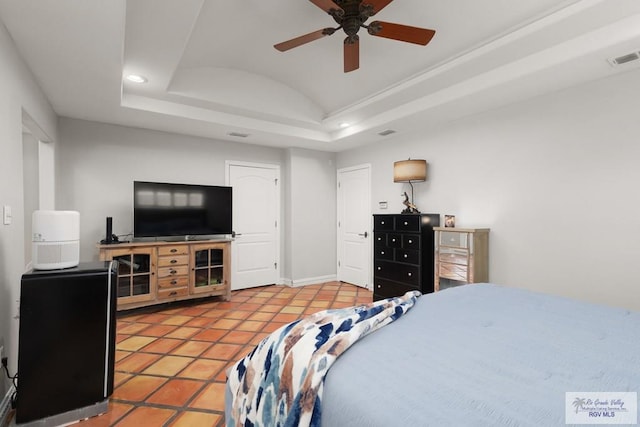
[2,205,11,225]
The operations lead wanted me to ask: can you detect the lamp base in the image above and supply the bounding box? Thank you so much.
[401,207,421,214]
[401,191,421,214]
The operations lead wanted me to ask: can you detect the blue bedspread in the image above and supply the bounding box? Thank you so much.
[321,284,640,426]
[226,284,640,426]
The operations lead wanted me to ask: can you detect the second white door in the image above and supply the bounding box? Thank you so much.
[337,164,372,289]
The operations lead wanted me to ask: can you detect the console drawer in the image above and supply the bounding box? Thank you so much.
[157,287,188,300]
[157,265,189,279]
[157,254,189,267]
[158,276,189,289]
[158,245,189,256]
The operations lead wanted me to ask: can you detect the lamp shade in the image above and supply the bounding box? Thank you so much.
[394,159,427,182]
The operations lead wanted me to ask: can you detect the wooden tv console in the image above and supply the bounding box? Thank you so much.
[98,239,231,311]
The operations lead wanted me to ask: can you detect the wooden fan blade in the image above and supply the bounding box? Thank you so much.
[344,37,359,73]
[363,0,394,15]
[309,0,341,13]
[369,21,435,45]
[274,28,333,52]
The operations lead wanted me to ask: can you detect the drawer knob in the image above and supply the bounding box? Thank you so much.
[377,267,381,270]
[404,254,408,258]
[381,251,385,255]
[377,284,381,289]
[171,259,177,264]
[169,291,177,296]
[392,238,396,242]
[171,280,177,285]
[408,239,413,244]
[170,269,177,274]
[407,272,412,277]
[170,249,177,253]
[404,221,408,225]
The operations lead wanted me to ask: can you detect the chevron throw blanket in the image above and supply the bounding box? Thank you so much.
[226,290,421,427]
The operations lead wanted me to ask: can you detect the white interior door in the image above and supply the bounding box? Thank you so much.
[337,164,371,289]
[226,162,280,290]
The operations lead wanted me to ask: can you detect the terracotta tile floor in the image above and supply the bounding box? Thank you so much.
[73,281,371,427]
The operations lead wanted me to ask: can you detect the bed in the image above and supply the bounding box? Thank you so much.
[226,284,640,426]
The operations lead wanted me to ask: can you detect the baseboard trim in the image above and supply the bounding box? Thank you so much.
[288,275,337,287]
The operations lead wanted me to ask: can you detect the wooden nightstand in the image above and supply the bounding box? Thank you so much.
[434,227,489,291]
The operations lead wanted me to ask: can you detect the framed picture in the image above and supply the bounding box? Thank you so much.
[444,215,456,228]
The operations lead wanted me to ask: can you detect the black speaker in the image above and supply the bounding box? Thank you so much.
[106,217,113,243]
[100,217,113,244]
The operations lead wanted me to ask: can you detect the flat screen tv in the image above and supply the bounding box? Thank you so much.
[133,181,232,239]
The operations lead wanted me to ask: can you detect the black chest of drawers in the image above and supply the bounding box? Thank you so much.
[373,213,440,301]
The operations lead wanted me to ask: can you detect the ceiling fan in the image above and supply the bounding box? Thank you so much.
[274,0,436,73]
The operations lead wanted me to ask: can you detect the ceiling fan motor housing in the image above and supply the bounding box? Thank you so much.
[331,0,373,36]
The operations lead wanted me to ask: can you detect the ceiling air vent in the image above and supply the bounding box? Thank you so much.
[608,51,640,67]
[378,129,396,136]
[228,132,250,138]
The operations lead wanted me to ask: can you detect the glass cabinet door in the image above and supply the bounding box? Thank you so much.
[110,250,155,303]
[191,245,226,294]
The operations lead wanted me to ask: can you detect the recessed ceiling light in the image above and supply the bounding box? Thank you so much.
[126,74,147,83]
[339,122,350,128]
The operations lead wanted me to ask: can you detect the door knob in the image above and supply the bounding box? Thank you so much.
[358,231,368,238]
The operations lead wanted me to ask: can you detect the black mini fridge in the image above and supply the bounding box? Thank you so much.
[16,261,117,426]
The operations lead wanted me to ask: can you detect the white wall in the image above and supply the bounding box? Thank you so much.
[337,69,640,311]
[56,119,339,287]
[286,148,337,284]
[0,21,57,391]
[56,118,285,260]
